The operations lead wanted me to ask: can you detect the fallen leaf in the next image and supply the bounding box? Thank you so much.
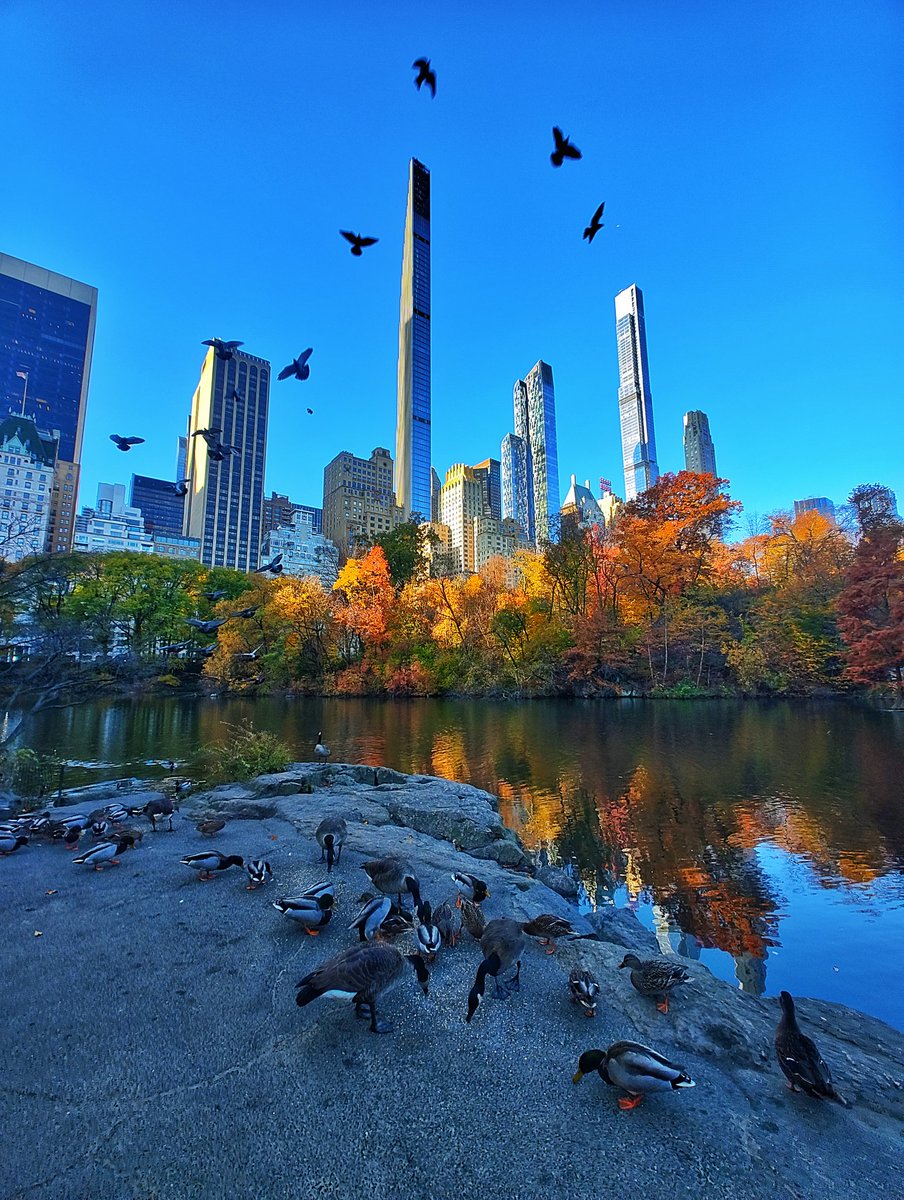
[270,835,278,841]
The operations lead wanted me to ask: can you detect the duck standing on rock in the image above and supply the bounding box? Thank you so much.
[619,953,690,1014]
[362,856,422,911]
[349,896,392,942]
[466,918,526,1022]
[180,851,244,881]
[433,899,462,948]
[295,942,430,1035]
[775,991,850,1106]
[73,836,136,871]
[460,898,486,942]
[569,966,601,1017]
[196,818,226,837]
[245,859,273,890]
[452,872,489,906]
[572,1042,695,1110]
[520,913,577,954]
[314,732,330,761]
[0,833,28,856]
[315,816,347,872]
[273,891,334,934]
[416,902,441,961]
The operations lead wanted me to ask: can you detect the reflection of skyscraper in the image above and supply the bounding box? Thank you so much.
[615,284,659,501]
[506,361,559,545]
[395,158,431,521]
[0,252,97,551]
[683,410,717,476]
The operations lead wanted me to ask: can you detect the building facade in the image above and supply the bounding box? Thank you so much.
[395,158,432,521]
[130,474,185,537]
[0,414,57,562]
[472,458,502,521]
[500,432,530,546]
[0,252,97,551]
[683,410,717,476]
[151,532,200,560]
[615,283,659,501]
[439,464,486,575]
[793,496,836,522]
[73,483,154,555]
[560,475,607,538]
[184,346,269,571]
[263,491,322,536]
[262,509,339,588]
[323,446,404,557]
[504,362,559,546]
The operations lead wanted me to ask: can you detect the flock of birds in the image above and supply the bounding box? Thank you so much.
[1,731,852,1114]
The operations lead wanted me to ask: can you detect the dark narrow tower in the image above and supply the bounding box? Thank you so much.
[395,158,431,521]
[683,410,717,476]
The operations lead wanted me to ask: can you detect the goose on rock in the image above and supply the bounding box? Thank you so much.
[362,856,422,911]
[572,1042,695,1110]
[314,732,330,761]
[466,918,526,1023]
[295,942,429,1035]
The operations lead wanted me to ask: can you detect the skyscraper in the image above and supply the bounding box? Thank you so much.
[615,284,659,501]
[184,346,269,570]
[0,252,97,551]
[508,361,560,544]
[395,158,431,521]
[472,458,502,521]
[130,474,186,537]
[683,410,717,476]
[501,432,530,545]
[793,496,836,522]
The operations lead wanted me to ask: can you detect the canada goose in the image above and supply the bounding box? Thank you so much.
[272,892,334,934]
[619,954,690,1014]
[362,856,422,911]
[73,836,135,870]
[314,732,330,761]
[315,816,347,872]
[466,918,526,1022]
[775,991,850,1106]
[569,966,601,1017]
[572,1042,695,1110]
[180,851,244,881]
[141,796,177,833]
[295,942,429,1034]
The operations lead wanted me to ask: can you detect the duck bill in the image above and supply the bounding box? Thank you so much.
[572,1070,584,1084]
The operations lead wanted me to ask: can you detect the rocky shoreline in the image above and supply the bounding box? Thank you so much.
[2,763,902,1199]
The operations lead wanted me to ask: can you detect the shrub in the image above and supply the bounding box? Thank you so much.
[195,721,291,783]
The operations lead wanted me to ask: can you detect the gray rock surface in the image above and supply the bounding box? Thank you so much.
[585,905,662,954]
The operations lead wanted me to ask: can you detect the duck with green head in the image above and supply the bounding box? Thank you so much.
[573,1042,695,1110]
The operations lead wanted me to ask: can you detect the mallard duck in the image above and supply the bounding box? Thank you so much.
[245,859,273,890]
[142,796,176,833]
[196,817,226,837]
[295,942,429,1034]
[433,899,462,948]
[91,819,111,838]
[569,966,601,1017]
[349,896,392,942]
[180,851,244,881]
[102,803,132,824]
[300,880,335,903]
[60,823,86,850]
[272,892,334,934]
[619,953,690,1014]
[415,902,441,961]
[520,913,577,954]
[466,918,526,1023]
[452,871,489,906]
[0,833,28,855]
[315,816,347,872]
[572,1042,695,1110]
[362,856,422,910]
[460,897,486,942]
[314,731,331,761]
[73,836,135,871]
[775,991,850,1106]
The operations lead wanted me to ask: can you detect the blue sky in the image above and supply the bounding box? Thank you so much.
[2,0,902,528]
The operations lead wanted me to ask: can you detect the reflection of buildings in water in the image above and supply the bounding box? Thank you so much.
[652,904,702,961]
[677,930,702,961]
[734,950,767,996]
[623,848,645,902]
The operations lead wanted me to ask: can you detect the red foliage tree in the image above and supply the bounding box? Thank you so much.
[836,522,904,692]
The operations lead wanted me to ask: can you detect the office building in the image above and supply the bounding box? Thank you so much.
[0,252,97,551]
[504,361,560,546]
[793,496,836,523]
[615,284,659,501]
[430,467,442,523]
[472,458,502,521]
[263,491,322,536]
[395,158,432,520]
[323,446,404,557]
[262,509,339,588]
[130,474,185,537]
[500,432,530,547]
[151,533,200,560]
[0,414,57,562]
[438,464,519,575]
[73,483,154,555]
[176,435,188,484]
[683,410,717,476]
[184,345,269,571]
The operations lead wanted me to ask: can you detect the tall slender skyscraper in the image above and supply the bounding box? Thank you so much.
[0,252,97,551]
[501,432,530,545]
[510,361,559,544]
[185,346,269,570]
[395,158,431,521]
[615,284,659,501]
[683,410,717,476]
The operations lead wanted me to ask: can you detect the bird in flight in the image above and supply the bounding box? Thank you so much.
[203,589,228,602]
[235,644,264,661]
[174,479,190,496]
[306,408,314,415]
[255,554,284,575]
[232,606,259,619]
[412,58,436,97]
[202,338,243,361]
[278,348,313,382]
[192,427,221,445]
[340,231,379,257]
[550,126,582,167]
[110,435,144,452]
[231,387,244,402]
[185,617,228,635]
[583,201,605,243]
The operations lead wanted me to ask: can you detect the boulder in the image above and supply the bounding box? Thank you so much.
[584,906,660,954]
[537,866,579,898]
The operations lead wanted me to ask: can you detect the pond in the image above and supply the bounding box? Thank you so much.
[19,695,904,1030]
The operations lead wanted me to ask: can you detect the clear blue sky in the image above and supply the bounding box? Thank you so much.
[3,0,902,528]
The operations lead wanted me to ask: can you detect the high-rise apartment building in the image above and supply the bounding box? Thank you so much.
[501,432,530,546]
[793,496,836,522]
[0,252,97,551]
[503,362,560,545]
[615,284,659,501]
[683,410,717,476]
[323,446,404,557]
[184,346,269,571]
[130,474,185,537]
[395,158,432,520]
[0,414,57,562]
[262,509,339,588]
[472,458,502,521]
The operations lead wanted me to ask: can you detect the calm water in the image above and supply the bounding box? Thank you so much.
[19,696,904,1030]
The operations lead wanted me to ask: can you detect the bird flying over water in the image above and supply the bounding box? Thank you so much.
[202,338,243,360]
[550,126,582,167]
[412,57,436,97]
[277,348,313,382]
[110,434,144,451]
[583,201,605,243]
[340,231,379,257]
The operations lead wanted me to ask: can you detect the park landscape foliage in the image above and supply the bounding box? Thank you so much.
[1,474,902,706]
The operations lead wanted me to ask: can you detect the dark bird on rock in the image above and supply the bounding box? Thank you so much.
[316,816,347,872]
[255,554,283,575]
[277,348,313,382]
[141,796,177,833]
[245,859,273,890]
[295,942,430,1035]
[619,953,690,1014]
[452,871,489,906]
[569,966,601,1017]
[196,817,226,837]
[314,731,330,761]
[433,899,462,948]
[520,913,577,954]
[573,1043,695,1111]
[550,125,582,167]
[363,856,421,911]
[202,338,243,360]
[340,230,379,257]
[180,850,244,881]
[466,918,526,1022]
[583,201,605,243]
[185,617,228,635]
[231,606,259,619]
[412,57,436,97]
[775,991,850,1106]
[110,434,145,452]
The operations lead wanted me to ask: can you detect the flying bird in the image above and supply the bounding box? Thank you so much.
[550,126,582,167]
[340,230,379,257]
[255,554,283,575]
[192,427,222,445]
[207,441,240,462]
[174,479,190,496]
[235,644,263,661]
[278,348,313,382]
[203,590,228,602]
[159,641,191,655]
[231,606,259,619]
[185,617,228,635]
[412,57,436,97]
[583,201,605,243]
[306,408,314,415]
[202,338,243,361]
[231,387,243,402]
[110,435,145,452]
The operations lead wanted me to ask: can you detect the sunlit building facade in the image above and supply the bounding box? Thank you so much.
[0,414,57,562]
[323,446,403,558]
[615,284,659,501]
[262,509,339,588]
[793,496,836,522]
[501,432,530,547]
[472,458,502,521]
[506,361,559,545]
[130,474,185,537]
[683,410,717,476]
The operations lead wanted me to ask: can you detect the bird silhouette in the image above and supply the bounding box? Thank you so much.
[583,201,605,243]
[203,590,228,602]
[174,479,190,496]
[550,126,582,167]
[412,58,436,97]
[277,348,313,382]
[231,386,244,402]
[191,427,222,446]
[110,435,144,452]
[255,554,283,575]
[202,338,243,361]
[207,441,240,462]
[306,408,314,415]
[232,606,259,619]
[185,617,228,635]
[340,231,379,257]
[159,641,190,654]
[235,644,263,660]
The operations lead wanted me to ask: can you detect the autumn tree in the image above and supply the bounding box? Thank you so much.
[332,546,395,666]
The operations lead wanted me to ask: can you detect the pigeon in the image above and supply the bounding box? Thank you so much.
[412,57,436,97]
[232,606,259,619]
[159,641,191,655]
[196,643,218,658]
[255,554,283,575]
[231,387,243,401]
[583,201,605,243]
[340,231,379,257]
[235,644,263,661]
[191,427,222,445]
[203,590,228,602]
[277,348,313,382]
[110,435,145,452]
[207,442,240,462]
[550,126,582,167]
[202,338,243,361]
[185,617,228,635]
[174,479,190,496]
[306,408,314,415]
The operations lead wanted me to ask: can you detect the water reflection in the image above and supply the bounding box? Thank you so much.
[21,696,904,1028]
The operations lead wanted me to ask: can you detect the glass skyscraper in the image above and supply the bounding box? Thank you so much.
[683,410,717,476]
[505,361,560,545]
[0,252,97,551]
[615,284,659,501]
[501,432,530,545]
[130,474,186,537]
[395,158,432,521]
